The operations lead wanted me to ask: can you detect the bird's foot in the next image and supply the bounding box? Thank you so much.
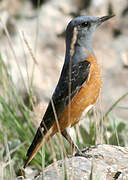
[74,150,92,158]
[74,146,100,159]
[81,145,97,153]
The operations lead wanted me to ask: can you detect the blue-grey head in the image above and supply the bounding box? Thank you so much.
[65,15,115,62]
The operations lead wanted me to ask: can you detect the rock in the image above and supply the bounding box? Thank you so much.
[36,144,128,180]
[0,0,23,17]
[121,50,128,68]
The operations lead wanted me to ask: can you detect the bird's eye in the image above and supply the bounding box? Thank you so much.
[81,21,90,28]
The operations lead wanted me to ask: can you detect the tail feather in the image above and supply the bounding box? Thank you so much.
[24,127,44,168]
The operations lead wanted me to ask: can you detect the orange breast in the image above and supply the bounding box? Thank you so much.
[47,54,102,138]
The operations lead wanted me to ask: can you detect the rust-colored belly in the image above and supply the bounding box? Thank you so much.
[49,54,102,137]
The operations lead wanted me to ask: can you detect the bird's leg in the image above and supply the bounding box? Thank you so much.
[61,129,91,158]
[61,129,80,153]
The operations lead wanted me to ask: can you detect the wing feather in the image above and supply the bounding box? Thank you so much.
[25,60,91,165]
[41,60,91,130]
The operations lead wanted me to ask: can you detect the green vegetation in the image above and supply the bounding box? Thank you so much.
[0,53,128,179]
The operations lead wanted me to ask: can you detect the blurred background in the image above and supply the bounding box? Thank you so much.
[0,0,128,178]
[0,0,128,118]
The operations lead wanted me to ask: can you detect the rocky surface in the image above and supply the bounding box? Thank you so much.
[23,144,128,180]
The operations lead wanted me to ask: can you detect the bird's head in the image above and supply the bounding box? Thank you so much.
[65,15,115,61]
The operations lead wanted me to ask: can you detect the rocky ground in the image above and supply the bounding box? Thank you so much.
[22,144,128,180]
[37,144,128,180]
[0,0,128,120]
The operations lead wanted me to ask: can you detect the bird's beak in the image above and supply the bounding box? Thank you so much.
[97,14,115,26]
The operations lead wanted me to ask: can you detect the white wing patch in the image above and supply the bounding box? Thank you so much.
[82,104,94,116]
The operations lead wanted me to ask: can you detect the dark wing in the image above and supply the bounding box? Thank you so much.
[25,60,91,165]
[41,60,91,131]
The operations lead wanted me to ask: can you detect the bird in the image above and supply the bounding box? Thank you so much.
[24,14,115,168]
